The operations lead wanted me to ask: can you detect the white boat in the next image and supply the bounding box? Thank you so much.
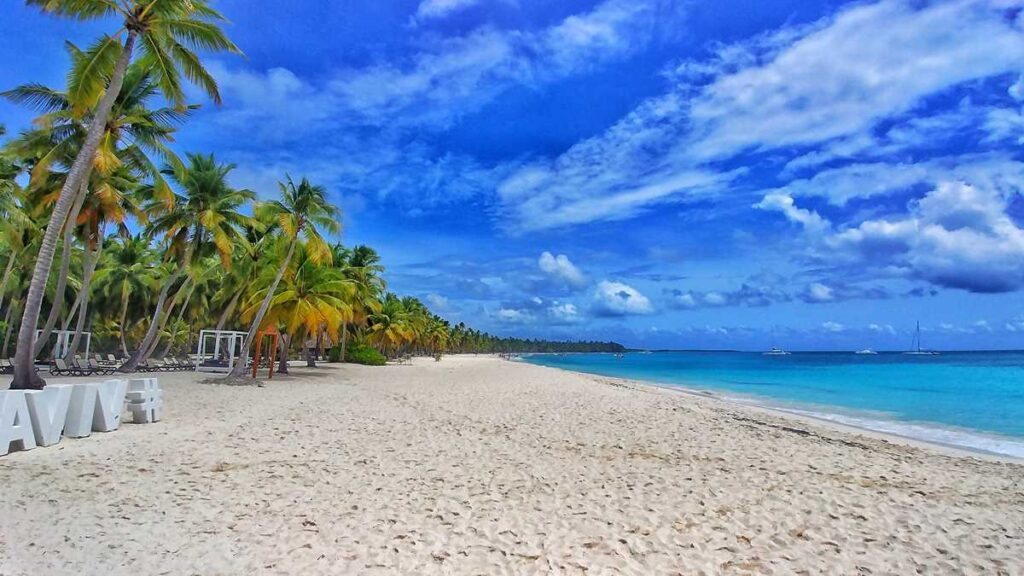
[763,327,791,355]
[904,322,940,356]
[855,349,878,355]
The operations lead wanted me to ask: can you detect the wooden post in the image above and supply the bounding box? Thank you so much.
[268,333,277,380]
[252,332,262,379]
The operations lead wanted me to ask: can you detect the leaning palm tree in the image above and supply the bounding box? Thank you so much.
[242,243,352,368]
[10,0,240,388]
[119,153,253,372]
[5,60,190,359]
[229,176,340,378]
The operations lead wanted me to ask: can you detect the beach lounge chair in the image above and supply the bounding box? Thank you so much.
[71,357,99,376]
[88,358,117,376]
[51,358,79,376]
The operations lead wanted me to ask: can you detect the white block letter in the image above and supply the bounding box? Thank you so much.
[24,385,73,446]
[93,379,127,432]
[64,383,99,438]
[1,390,38,456]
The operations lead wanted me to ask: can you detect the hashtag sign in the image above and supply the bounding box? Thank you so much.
[126,378,163,424]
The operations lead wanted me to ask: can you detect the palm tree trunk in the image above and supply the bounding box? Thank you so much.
[11,31,137,390]
[65,237,102,360]
[59,291,82,335]
[277,332,290,375]
[304,328,316,367]
[145,276,190,360]
[159,284,194,358]
[215,288,242,331]
[229,238,298,377]
[0,251,19,315]
[119,264,185,373]
[340,324,348,362]
[0,300,16,358]
[35,181,87,357]
[118,290,130,357]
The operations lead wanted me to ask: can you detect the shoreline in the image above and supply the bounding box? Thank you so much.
[518,357,1024,464]
[2,356,1022,574]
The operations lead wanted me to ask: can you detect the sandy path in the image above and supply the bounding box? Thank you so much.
[1,356,1022,574]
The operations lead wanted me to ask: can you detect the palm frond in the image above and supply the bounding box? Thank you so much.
[0,83,70,113]
[67,34,124,115]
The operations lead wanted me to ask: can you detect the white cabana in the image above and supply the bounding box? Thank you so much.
[195,330,247,373]
[35,329,90,362]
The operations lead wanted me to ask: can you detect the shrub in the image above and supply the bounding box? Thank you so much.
[345,343,386,366]
[328,345,342,363]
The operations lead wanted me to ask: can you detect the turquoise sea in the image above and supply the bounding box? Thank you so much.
[523,351,1024,458]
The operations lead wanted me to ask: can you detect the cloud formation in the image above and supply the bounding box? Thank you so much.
[593,281,653,316]
[496,0,1024,231]
[538,251,588,288]
[414,0,484,21]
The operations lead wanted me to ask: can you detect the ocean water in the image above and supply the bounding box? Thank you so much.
[523,351,1024,458]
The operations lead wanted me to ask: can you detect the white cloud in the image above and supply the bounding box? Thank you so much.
[683,0,1024,159]
[805,283,834,303]
[1010,75,1024,101]
[333,0,683,127]
[548,302,581,323]
[822,321,845,332]
[498,0,1024,231]
[869,323,896,335]
[593,281,653,316]
[765,154,1024,205]
[1005,315,1024,332]
[754,192,829,233]
[494,307,532,323]
[703,292,726,306]
[425,293,451,311]
[414,0,483,21]
[538,252,588,288]
[825,182,1024,293]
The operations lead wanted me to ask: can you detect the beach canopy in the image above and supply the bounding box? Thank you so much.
[195,330,247,373]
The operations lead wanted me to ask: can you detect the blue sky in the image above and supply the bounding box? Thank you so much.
[4,0,1024,350]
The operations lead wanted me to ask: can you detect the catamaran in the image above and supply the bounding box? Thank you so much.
[763,327,791,355]
[904,322,940,356]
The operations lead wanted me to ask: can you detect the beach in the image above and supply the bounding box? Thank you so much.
[1,355,1022,575]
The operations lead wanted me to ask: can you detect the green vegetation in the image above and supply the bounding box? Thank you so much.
[0,2,622,386]
[344,344,386,366]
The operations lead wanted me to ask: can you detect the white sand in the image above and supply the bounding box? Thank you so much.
[1,355,1022,574]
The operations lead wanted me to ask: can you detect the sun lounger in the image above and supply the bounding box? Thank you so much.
[71,357,100,376]
[51,358,80,376]
[88,358,117,376]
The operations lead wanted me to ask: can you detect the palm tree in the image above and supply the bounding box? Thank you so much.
[213,214,275,331]
[367,294,414,358]
[92,234,159,356]
[229,176,340,378]
[333,244,385,360]
[6,60,190,359]
[11,0,239,388]
[120,153,253,372]
[242,244,352,368]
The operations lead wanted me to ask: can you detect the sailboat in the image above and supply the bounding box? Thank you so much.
[763,326,791,355]
[904,322,940,356]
